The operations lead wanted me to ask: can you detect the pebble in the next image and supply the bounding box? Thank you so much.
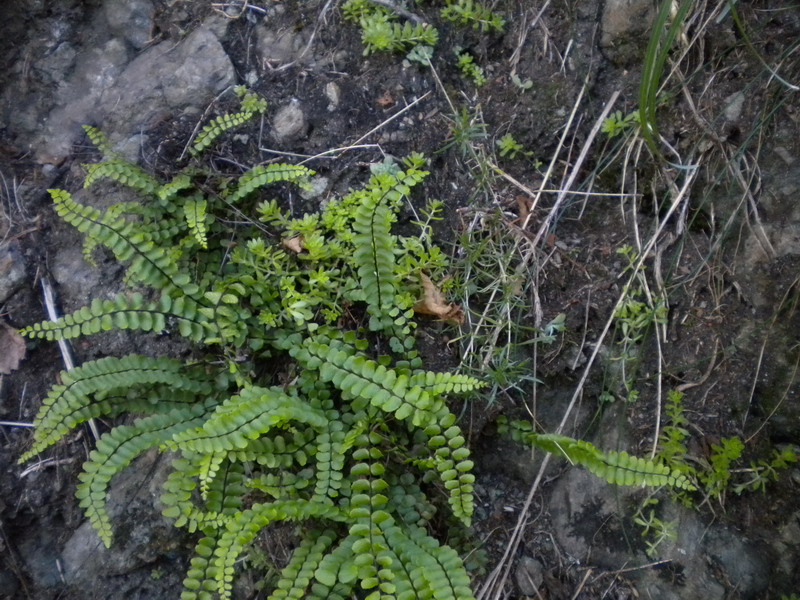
[0,242,26,303]
[272,100,307,142]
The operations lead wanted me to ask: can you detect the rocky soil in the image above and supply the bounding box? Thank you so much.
[1,1,799,599]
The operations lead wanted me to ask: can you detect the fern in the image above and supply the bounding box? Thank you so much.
[22,125,484,600]
[227,163,315,203]
[84,159,159,195]
[77,404,212,547]
[191,111,255,156]
[20,292,213,342]
[499,418,696,490]
[183,195,210,249]
[82,125,114,156]
[49,189,202,298]
[20,355,218,462]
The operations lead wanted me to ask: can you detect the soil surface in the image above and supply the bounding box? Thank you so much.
[1,1,799,599]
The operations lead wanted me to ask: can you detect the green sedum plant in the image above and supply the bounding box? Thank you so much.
[20,91,484,600]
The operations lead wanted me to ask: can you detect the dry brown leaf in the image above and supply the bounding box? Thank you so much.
[282,235,305,254]
[0,322,26,374]
[413,273,464,325]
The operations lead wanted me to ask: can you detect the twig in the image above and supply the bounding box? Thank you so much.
[41,276,100,441]
[0,420,33,428]
[368,0,425,23]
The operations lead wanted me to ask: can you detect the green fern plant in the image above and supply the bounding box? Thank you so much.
[498,417,696,490]
[19,94,484,600]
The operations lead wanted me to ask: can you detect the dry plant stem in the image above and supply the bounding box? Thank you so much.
[479,166,699,600]
[0,420,33,428]
[570,568,593,600]
[41,276,100,441]
[509,0,553,75]
[367,0,425,23]
[529,90,620,248]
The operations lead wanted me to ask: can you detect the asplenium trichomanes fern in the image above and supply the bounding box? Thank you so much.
[19,89,483,600]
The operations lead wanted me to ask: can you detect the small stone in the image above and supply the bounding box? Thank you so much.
[272,100,307,142]
[300,176,329,200]
[0,242,26,303]
[325,82,341,111]
[515,556,544,596]
[724,91,745,122]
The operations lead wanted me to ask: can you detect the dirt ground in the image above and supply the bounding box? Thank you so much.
[1,1,799,599]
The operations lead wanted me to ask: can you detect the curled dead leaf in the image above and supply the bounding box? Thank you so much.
[282,235,305,254]
[413,273,464,325]
[0,322,26,374]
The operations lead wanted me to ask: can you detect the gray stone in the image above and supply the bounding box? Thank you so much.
[272,100,307,142]
[325,81,341,111]
[0,242,26,303]
[61,450,180,583]
[36,24,234,164]
[104,0,155,49]
[257,25,310,66]
[105,25,235,126]
[724,91,746,122]
[514,556,544,596]
[600,0,657,66]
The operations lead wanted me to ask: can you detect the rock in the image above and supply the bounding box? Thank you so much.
[36,24,234,164]
[60,450,181,583]
[0,242,26,303]
[600,0,657,66]
[300,175,329,200]
[0,569,20,599]
[104,0,155,49]
[105,25,235,126]
[514,556,544,596]
[35,38,131,163]
[272,100,307,142]
[257,25,310,66]
[724,91,746,122]
[325,82,341,111]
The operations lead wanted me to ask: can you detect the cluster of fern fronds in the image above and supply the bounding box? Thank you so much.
[19,89,483,600]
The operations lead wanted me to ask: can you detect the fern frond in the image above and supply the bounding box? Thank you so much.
[312,535,358,599]
[227,164,315,204]
[76,404,211,547]
[293,338,443,427]
[347,439,397,597]
[181,532,224,600]
[20,292,214,342]
[84,159,160,195]
[49,189,202,298]
[20,355,216,462]
[212,500,345,600]
[423,412,474,526]
[270,529,338,600]
[382,523,476,600]
[226,429,316,468]
[191,111,255,156]
[157,171,194,204]
[312,417,347,502]
[82,125,113,156]
[501,420,697,490]
[183,195,209,249]
[164,386,327,454]
[408,370,484,395]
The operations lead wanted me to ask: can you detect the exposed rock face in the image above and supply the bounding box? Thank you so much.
[35,19,234,164]
[600,0,658,65]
